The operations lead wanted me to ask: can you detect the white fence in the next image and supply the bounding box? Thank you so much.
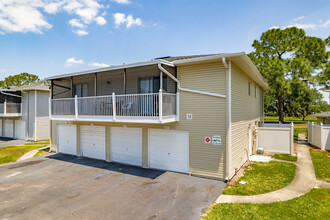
[308,122,330,150]
[257,122,294,155]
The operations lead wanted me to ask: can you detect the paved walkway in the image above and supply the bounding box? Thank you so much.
[17,146,49,161]
[216,144,316,204]
[315,180,330,189]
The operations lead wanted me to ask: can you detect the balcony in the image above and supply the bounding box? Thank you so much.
[49,91,179,124]
[0,103,22,117]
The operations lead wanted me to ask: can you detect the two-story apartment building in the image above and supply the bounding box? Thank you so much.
[0,81,51,141]
[46,52,269,180]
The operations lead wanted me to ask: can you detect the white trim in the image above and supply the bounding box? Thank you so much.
[45,60,175,80]
[158,63,226,99]
[227,60,232,179]
[34,90,37,141]
[50,115,177,124]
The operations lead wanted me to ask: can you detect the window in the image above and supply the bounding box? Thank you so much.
[74,83,88,97]
[248,82,251,96]
[139,76,167,93]
[255,86,257,98]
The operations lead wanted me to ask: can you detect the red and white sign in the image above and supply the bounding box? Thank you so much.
[205,137,211,144]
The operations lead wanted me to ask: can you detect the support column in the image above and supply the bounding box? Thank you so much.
[94,73,97,96]
[106,126,111,162]
[71,77,74,97]
[124,69,126,94]
[142,128,149,168]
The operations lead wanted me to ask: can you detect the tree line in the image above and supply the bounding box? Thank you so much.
[0,73,39,89]
[249,27,329,122]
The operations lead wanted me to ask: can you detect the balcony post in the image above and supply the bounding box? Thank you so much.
[48,97,52,119]
[176,92,180,121]
[159,89,163,123]
[4,99,6,115]
[112,92,116,121]
[75,95,78,120]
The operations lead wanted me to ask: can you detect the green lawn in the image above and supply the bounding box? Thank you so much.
[223,161,296,195]
[271,153,297,162]
[310,149,330,182]
[0,145,45,165]
[25,140,50,145]
[33,148,50,157]
[203,188,330,220]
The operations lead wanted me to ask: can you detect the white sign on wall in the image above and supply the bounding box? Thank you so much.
[186,113,193,120]
[205,137,211,144]
[212,135,221,145]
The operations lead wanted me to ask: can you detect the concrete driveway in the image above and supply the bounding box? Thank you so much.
[0,137,26,147]
[0,153,226,220]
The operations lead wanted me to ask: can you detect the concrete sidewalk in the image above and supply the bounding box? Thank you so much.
[216,144,316,204]
[17,146,49,161]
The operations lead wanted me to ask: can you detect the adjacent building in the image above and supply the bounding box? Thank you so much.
[46,52,269,180]
[0,81,51,141]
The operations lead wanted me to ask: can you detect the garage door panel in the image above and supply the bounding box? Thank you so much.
[57,125,77,155]
[4,120,14,138]
[149,129,189,174]
[15,120,26,140]
[111,127,142,166]
[81,125,106,161]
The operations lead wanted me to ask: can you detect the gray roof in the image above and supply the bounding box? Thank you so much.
[156,54,221,62]
[3,80,50,92]
[311,111,330,117]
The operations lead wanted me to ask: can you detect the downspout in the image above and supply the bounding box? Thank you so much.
[158,63,226,99]
[223,58,232,181]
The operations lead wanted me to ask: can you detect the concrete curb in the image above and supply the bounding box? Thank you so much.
[216,144,316,204]
[17,146,49,161]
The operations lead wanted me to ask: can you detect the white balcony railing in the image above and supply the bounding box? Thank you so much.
[50,91,179,124]
[0,103,22,116]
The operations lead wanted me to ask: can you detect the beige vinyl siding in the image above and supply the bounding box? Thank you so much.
[97,70,124,95]
[174,61,227,179]
[50,61,227,180]
[28,90,35,140]
[231,63,263,177]
[35,91,51,140]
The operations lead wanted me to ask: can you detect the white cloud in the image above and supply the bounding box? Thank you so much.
[321,19,330,27]
[0,1,52,34]
[73,29,88,36]
[113,13,142,28]
[69,19,86,28]
[293,16,304,22]
[65,57,84,66]
[269,26,279,30]
[273,18,330,31]
[126,15,141,28]
[111,0,131,4]
[88,62,110,67]
[0,68,6,73]
[95,16,106,25]
[0,0,111,35]
[284,23,317,29]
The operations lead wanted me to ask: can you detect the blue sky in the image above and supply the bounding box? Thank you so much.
[0,0,329,101]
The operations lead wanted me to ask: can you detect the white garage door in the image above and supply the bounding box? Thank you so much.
[149,129,189,174]
[57,125,77,156]
[15,120,26,140]
[111,127,142,166]
[81,125,106,160]
[4,119,14,138]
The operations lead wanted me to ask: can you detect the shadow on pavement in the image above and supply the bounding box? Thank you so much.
[46,153,166,179]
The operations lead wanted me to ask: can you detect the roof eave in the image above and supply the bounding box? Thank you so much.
[45,59,175,81]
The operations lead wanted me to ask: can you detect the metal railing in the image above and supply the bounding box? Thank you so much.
[51,98,75,115]
[0,103,22,115]
[50,91,179,122]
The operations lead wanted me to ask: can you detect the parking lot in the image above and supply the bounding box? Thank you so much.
[0,153,225,220]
